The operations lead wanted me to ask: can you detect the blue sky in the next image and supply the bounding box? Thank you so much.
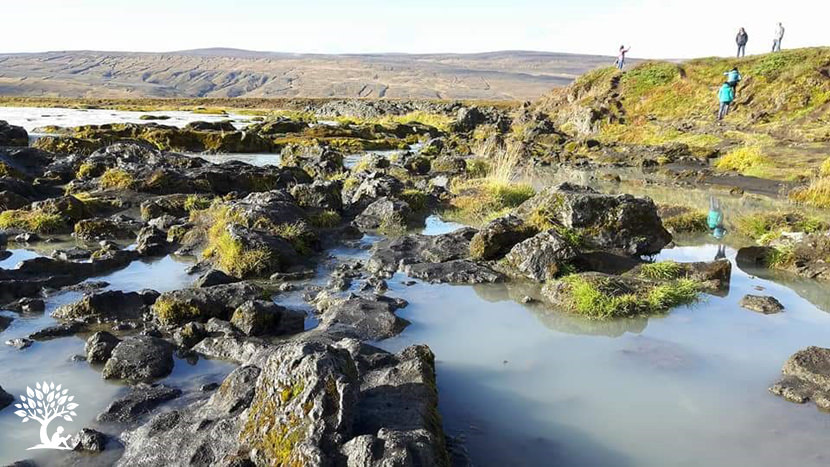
[2,0,825,58]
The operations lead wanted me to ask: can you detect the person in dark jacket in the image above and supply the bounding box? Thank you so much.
[736,28,748,57]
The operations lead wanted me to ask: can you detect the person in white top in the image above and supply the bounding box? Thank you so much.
[772,22,785,52]
[615,45,631,70]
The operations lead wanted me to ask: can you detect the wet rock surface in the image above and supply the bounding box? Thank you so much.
[116,338,449,466]
[318,294,410,340]
[85,331,121,364]
[102,336,175,382]
[0,385,13,410]
[515,183,672,256]
[740,294,785,314]
[98,383,183,424]
[770,346,830,411]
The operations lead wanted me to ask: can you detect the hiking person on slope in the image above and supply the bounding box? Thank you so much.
[723,67,742,95]
[615,45,631,70]
[717,82,735,120]
[772,22,785,52]
[736,28,748,57]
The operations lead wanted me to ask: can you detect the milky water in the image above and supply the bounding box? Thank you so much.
[0,251,236,465]
[0,107,255,136]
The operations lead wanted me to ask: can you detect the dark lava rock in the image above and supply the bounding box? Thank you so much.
[173,322,207,349]
[135,225,169,256]
[193,268,239,288]
[151,282,264,326]
[102,336,174,382]
[53,290,157,322]
[403,260,505,284]
[0,384,13,410]
[70,428,107,452]
[229,300,305,337]
[770,346,830,411]
[28,322,84,341]
[515,183,671,256]
[318,294,410,340]
[0,315,12,332]
[0,120,28,146]
[504,230,579,282]
[354,197,412,232]
[367,227,477,276]
[116,338,449,466]
[85,331,121,364]
[740,295,784,314]
[469,215,534,261]
[97,383,182,424]
[290,180,343,211]
[5,337,33,349]
[5,297,46,314]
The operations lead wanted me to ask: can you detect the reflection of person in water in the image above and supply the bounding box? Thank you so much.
[708,196,728,259]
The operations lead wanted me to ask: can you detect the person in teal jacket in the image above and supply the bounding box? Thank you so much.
[708,196,728,259]
[717,82,735,120]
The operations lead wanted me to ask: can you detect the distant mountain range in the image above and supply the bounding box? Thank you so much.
[0,49,616,100]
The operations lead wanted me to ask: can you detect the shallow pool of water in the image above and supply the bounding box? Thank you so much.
[373,239,830,466]
[0,107,254,136]
[0,251,239,464]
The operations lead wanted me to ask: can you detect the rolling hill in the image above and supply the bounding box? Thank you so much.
[0,49,616,100]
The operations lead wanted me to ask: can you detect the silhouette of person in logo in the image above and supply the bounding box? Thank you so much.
[49,426,71,449]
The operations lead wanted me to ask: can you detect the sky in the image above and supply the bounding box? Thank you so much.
[1,0,826,59]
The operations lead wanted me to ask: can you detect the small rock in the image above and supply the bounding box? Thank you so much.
[28,322,84,341]
[194,268,238,288]
[740,295,784,314]
[0,385,13,410]
[5,337,33,349]
[14,233,40,243]
[70,428,107,452]
[200,382,220,392]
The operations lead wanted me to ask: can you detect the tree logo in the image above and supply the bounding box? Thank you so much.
[12,381,78,450]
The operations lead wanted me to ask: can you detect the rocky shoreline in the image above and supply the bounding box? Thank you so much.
[1,92,830,465]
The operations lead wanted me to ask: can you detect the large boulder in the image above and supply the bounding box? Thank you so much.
[515,183,671,256]
[504,230,579,282]
[116,338,449,466]
[0,121,28,147]
[102,336,175,383]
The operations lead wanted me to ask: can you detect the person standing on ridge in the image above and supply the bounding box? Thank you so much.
[717,82,735,120]
[615,45,631,70]
[736,28,748,57]
[772,22,785,52]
